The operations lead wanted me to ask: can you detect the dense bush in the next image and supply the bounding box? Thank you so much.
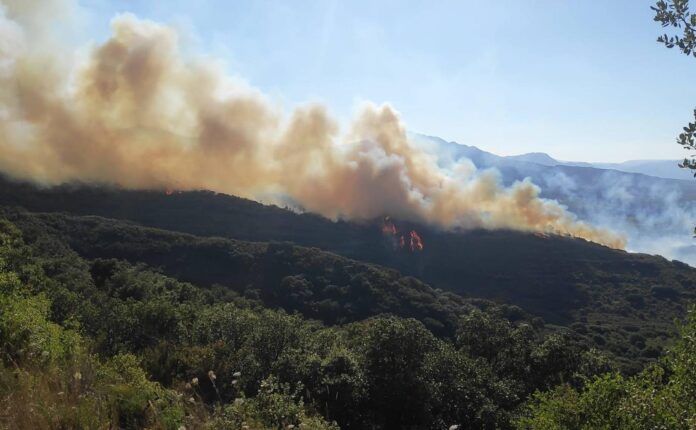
[0,185,694,428]
[0,220,336,429]
[516,306,696,429]
[0,217,615,429]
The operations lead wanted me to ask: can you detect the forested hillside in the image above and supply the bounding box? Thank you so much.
[3,208,482,337]
[0,171,694,428]
[0,215,610,429]
[1,177,695,372]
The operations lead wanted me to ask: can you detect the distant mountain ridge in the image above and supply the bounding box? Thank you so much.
[511,152,690,181]
[412,133,690,181]
[507,152,566,167]
[411,134,696,265]
[590,159,692,181]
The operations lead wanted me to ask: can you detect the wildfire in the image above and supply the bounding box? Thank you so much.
[381,217,424,252]
[164,189,183,196]
[409,230,424,252]
[381,217,397,235]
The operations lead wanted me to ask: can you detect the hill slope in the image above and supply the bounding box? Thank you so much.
[1,175,695,369]
[4,208,484,338]
[0,213,604,430]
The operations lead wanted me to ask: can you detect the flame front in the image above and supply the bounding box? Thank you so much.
[409,230,424,252]
[382,217,425,252]
[382,217,398,235]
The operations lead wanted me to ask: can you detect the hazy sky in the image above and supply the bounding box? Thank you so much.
[78,0,696,162]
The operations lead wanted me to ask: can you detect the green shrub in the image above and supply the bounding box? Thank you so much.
[517,307,696,429]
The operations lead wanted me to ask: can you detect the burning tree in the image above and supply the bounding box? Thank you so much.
[381,217,424,252]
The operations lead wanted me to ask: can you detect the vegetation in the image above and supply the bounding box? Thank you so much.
[0,177,693,428]
[516,305,696,429]
[1,177,694,372]
[652,1,696,174]
[0,213,619,429]
[2,207,482,338]
[0,165,694,428]
[2,205,694,428]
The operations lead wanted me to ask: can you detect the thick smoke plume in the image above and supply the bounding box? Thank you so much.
[0,1,625,248]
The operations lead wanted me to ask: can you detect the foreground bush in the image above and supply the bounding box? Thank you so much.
[517,306,696,429]
[3,215,692,429]
[0,220,332,429]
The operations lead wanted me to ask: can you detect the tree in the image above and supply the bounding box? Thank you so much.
[356,317,437,429]
[652,1,696,174]
[516,307,696,429]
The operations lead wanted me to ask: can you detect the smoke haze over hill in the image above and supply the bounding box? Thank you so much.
[412,134,696,265]
[0,1,625,248]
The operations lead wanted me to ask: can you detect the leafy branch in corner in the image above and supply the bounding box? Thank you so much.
[652,1,696,236]
[652,1,696,175]
[653,0,696,56]
[677,109,696,174]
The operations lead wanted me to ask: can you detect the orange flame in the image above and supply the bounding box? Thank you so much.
[165,188,184,196]
[409,230,424,252]
[382,217,424,252]
[382,218,397,235]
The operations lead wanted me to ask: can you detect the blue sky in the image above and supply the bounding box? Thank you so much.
[79,0,696,162]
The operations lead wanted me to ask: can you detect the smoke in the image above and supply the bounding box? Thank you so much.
[559,171,696,265]
[0,2,625,249]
